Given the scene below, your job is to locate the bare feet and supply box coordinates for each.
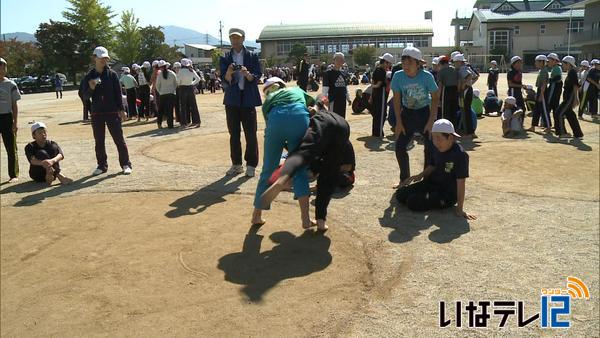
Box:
[251,208,266,226]
[57,174,73,185]
[260,175,290,209]
[526,127,535,132]
[45,172,55,185]
[316,219,328,232]
[302,219,317,230]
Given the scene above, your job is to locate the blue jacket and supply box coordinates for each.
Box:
[220,47,262,107]
[80,66,124,114]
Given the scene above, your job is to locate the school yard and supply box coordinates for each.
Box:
[1,73,598,337]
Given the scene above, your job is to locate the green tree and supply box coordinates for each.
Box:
[319,53,332,65]
[35,20,89,82]
[139,25,165,62]
[212,49,224,69]
[113,9,141,65]
[352,46,377,67]
[0,39,43,77]
[288,43,307,63]
[62,0,116,49]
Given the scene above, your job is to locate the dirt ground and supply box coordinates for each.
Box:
[1,73,598,337]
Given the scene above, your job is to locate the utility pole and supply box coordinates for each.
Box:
[219,21,224,48]
[206,31,209,45]
[567,8,573,54]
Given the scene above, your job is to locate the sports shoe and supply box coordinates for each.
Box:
[92,167,107,176]
[245,166,256,177]
[122,165,132,175]
[8,177,18,183]
[226,165,244,176]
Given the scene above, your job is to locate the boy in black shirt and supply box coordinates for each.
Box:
[396,119,476,220]
[323,52,352,118]
[371,53,394,136]
[556,56,583,139]
[25,122,72,185]
[507,56,526,114]
[487,60,500,96]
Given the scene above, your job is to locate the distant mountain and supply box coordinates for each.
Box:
[2,32,36,42]
[161,25,259,49]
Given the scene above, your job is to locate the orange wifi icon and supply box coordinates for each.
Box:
[566,276,590,300]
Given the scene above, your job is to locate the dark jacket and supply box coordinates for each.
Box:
[219,47,262,107]
[80,66,124,114]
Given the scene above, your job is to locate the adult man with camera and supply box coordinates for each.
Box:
[219,28,262,177]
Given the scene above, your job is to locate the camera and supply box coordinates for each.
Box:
[231,63,242,71]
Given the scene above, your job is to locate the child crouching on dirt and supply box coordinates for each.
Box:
[25,122,72,185]
[484,90,502,116]
[501,96,524,137]
[395,119,476,220]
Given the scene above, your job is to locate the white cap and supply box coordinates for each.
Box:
[527,84,533,90]
[450,51,460,59]
[121,67,130,73]
[580,60,590,67]
[452,53,466,62]
[432,57,439,65]
[0,57,6,65]
[132,63,140,70]
[228,28,245,37]
[473,89,480,98]
[510,56,522,64]
[93,46,109,58]
[535,54,548,62]
[547,53,560,61]
[487,90,495,96]
[505,96,516,105]
[562,55,576,67]
[263,76,285,92]
[333,52,345,60]
[379,53,394,64]
[181,58,192,67]
[142,61,151,68]
[592,59,600,65]
[490,60,497,65]
[173,62,182,68]
[158,60,170,68]
[402,47,423,61]
[431,119,460,137]
[31,121,47,133]
[152,60,159,67]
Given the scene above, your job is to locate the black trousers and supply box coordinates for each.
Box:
[29,149,61,182]
[547,81,563,119]
[81,98,91,120]
[0,114,18,179]
[91,113,131,169]
[329,98,347,118]
[179,85,201,125]
[126,88,137,117]
[441,86,459,127]
[461,87,474,134]
[138,85,150,118]
[371,92,387,137]
[581,85,598,116]
[531,92,552,128]
[556,94,583,138]
[158,94,176,128]
[396,180,456,211]
[395,106,432,181]
[225,105,259,167]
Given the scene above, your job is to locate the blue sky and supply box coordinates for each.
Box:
[1,0,476,46]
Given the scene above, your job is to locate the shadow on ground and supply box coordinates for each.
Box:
[165,175,250,218]
[379,194,471,244]
[217,225,332,302]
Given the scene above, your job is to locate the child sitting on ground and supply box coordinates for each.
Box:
[395,119,476,220]
[525,84,536,112]
[483,90,502,116]
[25,122,72,185]
[501,96,524,137]
[471,89,484,118]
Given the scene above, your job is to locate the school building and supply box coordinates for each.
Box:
[453,0,589,66]
[256,22,436,66]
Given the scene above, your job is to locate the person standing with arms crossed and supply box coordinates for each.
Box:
[220,28,262,177]
[80,46,132,175]
[0,57,21,183]
[391,47,439,188]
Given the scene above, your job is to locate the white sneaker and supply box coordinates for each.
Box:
[245,166,256,177]
[122,165,132,175]
[92,168,106,176]
[226,165,244,176]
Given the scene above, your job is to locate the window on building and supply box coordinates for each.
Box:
[540,24,546,34]
[514,26,519,35]
[547,1,562,10]
[489,30,510,53]
[567,21,584,33]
